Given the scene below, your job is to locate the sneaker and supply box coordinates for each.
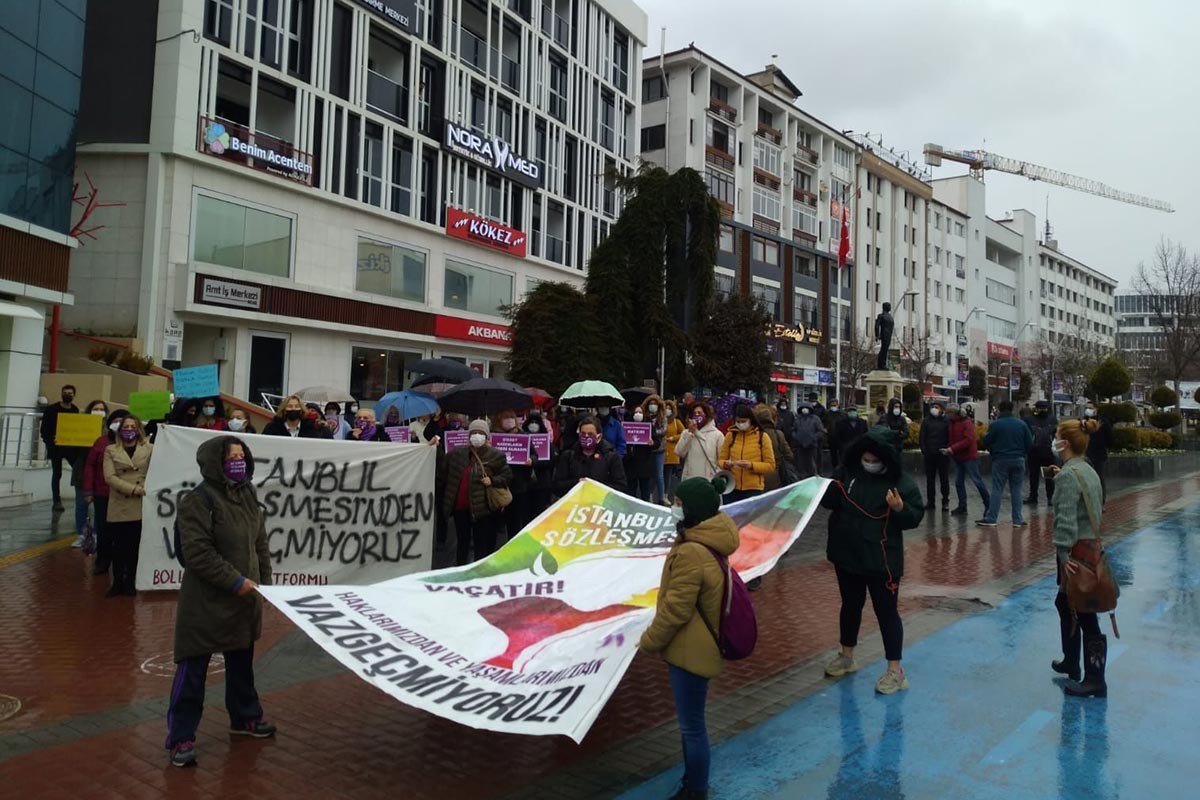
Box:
[1013,521,1028,528]
[231,720,277,738]
[875,669,909,695]
[950,507,968,516]
[1024,497,1038,506]
[976,519,998,528]
[824,652,859,678]
[71,536,84,548]
[52,501,65,512]
[170,741,197,768]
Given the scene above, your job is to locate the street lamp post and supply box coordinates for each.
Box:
[998,361,1014,403]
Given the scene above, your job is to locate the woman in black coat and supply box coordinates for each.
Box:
[555,417,626,493]
[262,395,324,438]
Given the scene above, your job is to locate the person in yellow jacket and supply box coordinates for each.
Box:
[639,473,739,800]
[718,403,776,501]
[662,399,686,501]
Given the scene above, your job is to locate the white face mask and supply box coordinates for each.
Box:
[670,505,685,522]
[597,407,610,417]
[91,409,107,417]
[108,421,120,433]
[800,408,810,415]
[1084,408,1096,418]
[470,433,487,448]
[527,422,541,433]
[502,418,516,431]
[862,459,885,474]
[931,408,942,417]
[892,407,902,417]
[1052,440,1067,455]
[666,409,673,418]
[736,421,751,431]
[647,404,658,414]
[633,412,644,422]
[228,418,246,432]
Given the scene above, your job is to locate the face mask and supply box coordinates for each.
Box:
[633,412,644,422]
[91,409,107,417]
[736,421,751,431]
[346,404,357,414]
[228,418,246,432]
[285,410,303,421]
[224,458,247,482]
[118,428,139,443]
[830,406,839,413]
[579,433,598,450]
[62,394,74,404]
[670,505,685,522]
[470,433,487,448]
[449,419,463,430]
[385,414,400,425]
[931,409,941,417]
[848,411,858,419]
[861,459,884,474]
[691,416,705,427]
[1084,408,1096,418]
[1052,440,1067,455]
[356,418,373,430]
[778,403,788,411]
[647,404,658,414]
[502,418,517,431]
[203,406,216,417]
[800,408,810,415]
[527,422,541,433]
[892,407,902,417]
[666,409,673,418]
[597,407,610,417]
[109,421,120,433]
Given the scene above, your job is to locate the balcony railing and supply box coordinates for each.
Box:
[795,144,819,167]
[756,123,783,145]
[461,28,487,73]
[545,234,565,264]
[705,147,734,171]
[366,69,407,123]
[793,188,817,207]
[708,98,737,123]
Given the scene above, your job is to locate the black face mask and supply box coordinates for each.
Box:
[62,394,74,404]
[284,410,304,421]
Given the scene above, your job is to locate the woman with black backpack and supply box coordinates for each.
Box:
[639,474,739,800]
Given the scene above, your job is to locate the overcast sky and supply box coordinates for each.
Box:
[638,0,1197,288]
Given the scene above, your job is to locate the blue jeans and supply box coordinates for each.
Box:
[653,451,666,503]
[668,664,710,791]
[983,458,1025,524]
[954,459,991,509]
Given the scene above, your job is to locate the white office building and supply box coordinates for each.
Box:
[67,0,646,404]
[925,196,971,395]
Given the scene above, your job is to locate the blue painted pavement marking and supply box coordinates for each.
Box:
[618,503,1200,800]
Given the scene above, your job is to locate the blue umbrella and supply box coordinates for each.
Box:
[373,390,438,422]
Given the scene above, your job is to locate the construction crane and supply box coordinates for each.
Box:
[923,143,1174,213]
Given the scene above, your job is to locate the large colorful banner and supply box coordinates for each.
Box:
[136,426,437,591]
[260,477,829,742]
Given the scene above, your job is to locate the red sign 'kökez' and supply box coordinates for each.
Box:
[445,207,528,258]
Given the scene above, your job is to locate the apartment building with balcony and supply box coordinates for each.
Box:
[640,47,855,402]
[66,0,645,404]
[924,196,971,396]
[1115,291,1185,387]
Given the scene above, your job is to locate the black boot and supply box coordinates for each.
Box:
[668,786,708,800]
[1052,592,1081,681]
[1065,634,1107,698]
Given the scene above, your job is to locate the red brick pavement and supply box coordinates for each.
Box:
[2,474,1197,798]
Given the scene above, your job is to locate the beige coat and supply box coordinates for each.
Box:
[103,441,153,523]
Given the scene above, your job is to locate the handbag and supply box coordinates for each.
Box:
[1063,468,1120,635]
[81,517,96,556]
[472,449,513,512]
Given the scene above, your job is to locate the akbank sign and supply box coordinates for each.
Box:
[444,122,542,189]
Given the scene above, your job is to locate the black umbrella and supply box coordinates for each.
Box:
[408,358,479,384]
[621,386,655,408]
[438,378,533,418]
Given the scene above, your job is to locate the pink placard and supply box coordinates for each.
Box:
[622,422,652,446]
[490,433,533,465]
[443,430,471,452]
[529,433,552,461]
[383,426,411,443]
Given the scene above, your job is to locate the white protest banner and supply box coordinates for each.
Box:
[137,426,437,591]
[260,477,828,742]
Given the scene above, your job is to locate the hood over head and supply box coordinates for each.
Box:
[754,408,777,429]
[843,429,902,480]
[680,512,739,557]
[197,435,257,484]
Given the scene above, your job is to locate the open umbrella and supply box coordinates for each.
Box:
[621,386,655,408]
[295,385,356,405]
[373,390,439,422]
[439,378,533,418]
[407,358,479,384]
[522,387,555,410]
[560,380,624,409]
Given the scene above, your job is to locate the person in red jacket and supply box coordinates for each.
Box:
[84,409,130,576]
[942,403,990,516]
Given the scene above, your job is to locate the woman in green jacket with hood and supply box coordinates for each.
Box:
[165,435,274,768]
[822,429,924,694]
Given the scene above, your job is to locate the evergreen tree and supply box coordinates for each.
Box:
[691,293,772,394]
[506,283,608,396]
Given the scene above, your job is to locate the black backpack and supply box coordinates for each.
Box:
[1031,419,1055,457]
[173,484,213,568]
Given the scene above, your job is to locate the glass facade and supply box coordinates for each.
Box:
[355,237,426,303]
[350,345,422,402]
[0,0,86,233]
[192,194,293,277]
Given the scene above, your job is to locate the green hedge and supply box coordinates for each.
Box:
[1111,427,1175,451]
[1149,411,1182,430]
[1098,402,1137,425]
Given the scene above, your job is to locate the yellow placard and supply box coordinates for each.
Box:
[56,413,103,447]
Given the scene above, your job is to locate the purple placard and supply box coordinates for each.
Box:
[529,433,552,461]
[490,433,533,465]
[384,426,411,443]
[623,422,652,446]
[443,429,471,452]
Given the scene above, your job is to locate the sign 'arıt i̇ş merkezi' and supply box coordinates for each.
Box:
[443,122,541,189]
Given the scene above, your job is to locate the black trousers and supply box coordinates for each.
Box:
[107,519,142,590]
[835,565,904,661]
[1055,563,1100,664]
[165,646,263,748]
[93,497,110,570]
[1028,455,1056,501]
[923,453,950,505]
[48,445,67,502]
[453,510,500,566]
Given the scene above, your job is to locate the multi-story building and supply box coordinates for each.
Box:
[640,46,855,403]
[0,0,86,414]
[1115,291,1178,386]
[925,196,971,396]
[68,0,646,404]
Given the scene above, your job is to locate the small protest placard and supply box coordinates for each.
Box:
[490,433,532,465]
[128,391,171,421]
[56,413,102,447]
[529,433,552,461]
[443,430,471,452]
[384,426,411,443]
[622,422,652,446]
[173,364,220,398]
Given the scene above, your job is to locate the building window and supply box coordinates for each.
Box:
[350,346,422,401]
[718,224,735,253]
[706,117,734,155]
[204,0,234,46]
[643,75,665,101]
[444,259,513,316]
[752,138,781,175]
[795,255,818,280]
[751,236,778,265]
[833,147,852,170]
[752,279,781,319]
[612,32,629,92]
[356,237,425,303]
[792,205,817,236]
[548,57,568,121]
[640,124,666,152]
[752,185,781,221]
[706,168,734,205]
[710,81,729,103]
[986,278,1017,306]
[794,291,818,328]
[597,91,615,150]
[192,194,292,278]
[987,316,1017,339]
[715,269,735,298]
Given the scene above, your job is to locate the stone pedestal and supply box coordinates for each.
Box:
[865,370,905,411]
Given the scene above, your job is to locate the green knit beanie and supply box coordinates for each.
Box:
[674,473,731,526]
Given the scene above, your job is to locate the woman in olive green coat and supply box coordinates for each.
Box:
[165,435,274,768]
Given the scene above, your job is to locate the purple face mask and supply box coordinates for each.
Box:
[579,433,599,450]
[691,416,705,427]
[118,428,139,443]
[224,458,248,482]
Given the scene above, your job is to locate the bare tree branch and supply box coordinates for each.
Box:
[1133,238,1200,397]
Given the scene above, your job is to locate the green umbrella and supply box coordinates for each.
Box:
[560,380,624,409]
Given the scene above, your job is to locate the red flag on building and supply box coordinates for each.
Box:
[837,205,850,268]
